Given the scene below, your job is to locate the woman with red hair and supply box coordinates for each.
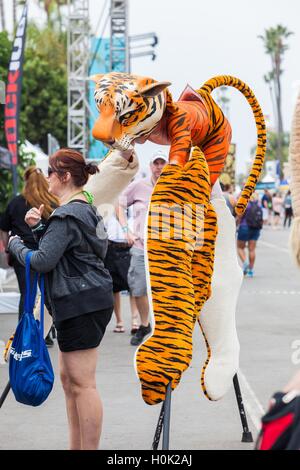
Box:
[8,148,114,450]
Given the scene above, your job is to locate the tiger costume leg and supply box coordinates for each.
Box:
[135,147,215,405]
[198,194,243,400]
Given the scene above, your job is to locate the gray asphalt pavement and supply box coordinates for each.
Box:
[0,225,300,450]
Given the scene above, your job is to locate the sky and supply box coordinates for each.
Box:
[3,0,300,174]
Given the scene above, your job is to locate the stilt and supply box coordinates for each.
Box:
[152,401,165,450]
[162,382,172,450]
[0,382,11,409]
[151,382,172,450]
[233,373,253,442]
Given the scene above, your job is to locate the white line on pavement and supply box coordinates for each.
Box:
[259,240,289,253]
[238,369,266,432]
[243,290,300,295]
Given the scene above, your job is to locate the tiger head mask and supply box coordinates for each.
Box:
[90,72,171,151]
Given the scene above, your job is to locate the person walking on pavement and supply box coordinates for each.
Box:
[283,190,293,228]
[0,166,58,346]
[221,182,236,215]
[117,151,168,346]
[8,149,114,450]
[237,193,263,277]
[272,191,283,229]
[104,208,139,333]
[261,189,273,226]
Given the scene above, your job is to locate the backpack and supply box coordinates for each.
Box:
[245,202,263,229]
[9,251,54,406]
[256,391,300,450]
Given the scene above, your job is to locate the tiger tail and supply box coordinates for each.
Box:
[198,75,267,216]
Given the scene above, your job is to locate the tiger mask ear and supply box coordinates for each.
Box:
[88,74,105,83]
[139,81,171,97]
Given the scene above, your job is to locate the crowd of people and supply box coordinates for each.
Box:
[221,184,294,278]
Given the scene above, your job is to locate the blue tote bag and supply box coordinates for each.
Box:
[9,251,54,406]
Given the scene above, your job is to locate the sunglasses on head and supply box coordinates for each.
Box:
[48,167,64,177]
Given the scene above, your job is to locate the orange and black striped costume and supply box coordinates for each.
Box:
[91,73,266,405]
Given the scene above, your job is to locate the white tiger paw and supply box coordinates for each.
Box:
[200,323,240,400]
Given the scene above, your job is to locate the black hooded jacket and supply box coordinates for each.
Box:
[9,200,113,322]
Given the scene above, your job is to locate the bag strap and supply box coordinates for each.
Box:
[25,252,38,315]
[39,274,45,357]
[25,252,45,356]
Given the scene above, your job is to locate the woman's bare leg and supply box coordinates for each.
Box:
[129,294,139,327]
[113,291,122,324]
[237,240,247,264]
[59,351,81,450]
[59,347,103,450]
[248,239,257,269]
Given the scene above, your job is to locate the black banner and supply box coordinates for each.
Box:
[4,3,28,193]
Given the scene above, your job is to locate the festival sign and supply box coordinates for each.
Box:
[4,4,28,193]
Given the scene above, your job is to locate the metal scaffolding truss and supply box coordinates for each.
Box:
[110,0,129,72]
[67,0,90,157]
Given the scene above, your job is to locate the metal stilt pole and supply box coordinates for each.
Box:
[151,401,165,450]
[162,382,172,450]
[0,382,11,409]
[233,373,253,442]
[151,381,172,450]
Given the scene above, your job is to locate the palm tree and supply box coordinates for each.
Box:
[12,0,17,29]
[216,86,230,119]
[0,0,6,31]
[259,25,293,176]
[36,0,67,28]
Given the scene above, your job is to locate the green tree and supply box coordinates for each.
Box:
[35,0,68,31]
[250,130,290,179]
[20,22,67,152]
[0,23,67,210]
[265,130,290,162]
[216,86,230,119]
[259,25,293,175]
[0,24,67,152]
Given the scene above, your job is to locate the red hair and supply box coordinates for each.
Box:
[22,166,59,219]
[49,148,99,187]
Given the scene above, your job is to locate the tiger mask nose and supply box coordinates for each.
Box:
[92,104,122,142]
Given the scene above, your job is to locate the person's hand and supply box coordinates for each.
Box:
[25,204,44,227]
[126,230,139,246]
[8,235,21,246]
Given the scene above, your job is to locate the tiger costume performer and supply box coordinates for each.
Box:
[90,72,266,405]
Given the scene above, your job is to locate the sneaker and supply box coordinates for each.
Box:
[247,269,254,278]
[243,261,249,275]
[45,333,54,348]
[130,323,152,346]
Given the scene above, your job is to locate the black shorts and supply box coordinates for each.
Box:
[104,242,131,293]
[55,307,113,352]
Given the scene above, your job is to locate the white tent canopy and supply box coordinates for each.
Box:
[20,140,49,175]
[262,173,275,183]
